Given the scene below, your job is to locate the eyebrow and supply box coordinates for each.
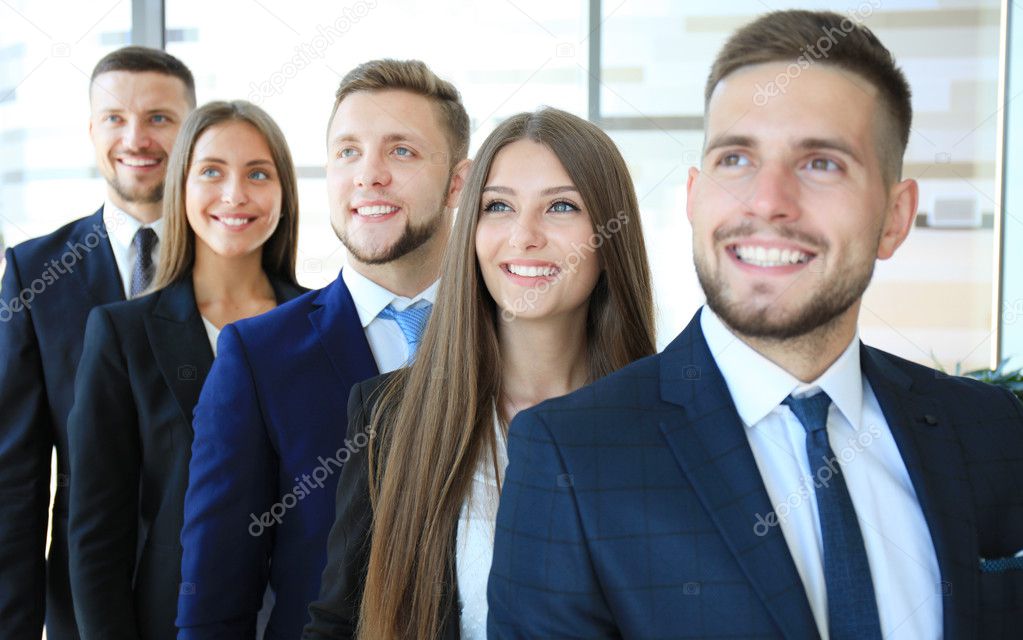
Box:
[482,185,578,196]
[194,157,274,167]
[704,134,861,163]
[330,132,422,147]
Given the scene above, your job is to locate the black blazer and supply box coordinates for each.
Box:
[0,208,123,640]
[304,373,461,640]
[66,275,305,640]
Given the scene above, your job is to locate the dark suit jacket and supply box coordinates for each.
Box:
[489,310,1023,639]
[0,208,122,640]
[178,273,380,640]
[66,275,304,640]
[303,373,461,640]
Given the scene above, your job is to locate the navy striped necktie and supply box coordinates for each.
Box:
[129,227,158,298]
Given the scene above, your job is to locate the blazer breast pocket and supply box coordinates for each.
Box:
[978,558,1022,637]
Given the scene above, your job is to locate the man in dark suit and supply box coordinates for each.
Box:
[176,59,471,640]
[0,47,194,640]
[490,10,1023,639]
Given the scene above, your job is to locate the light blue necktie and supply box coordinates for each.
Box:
[783,391,882,640]
[378,302,432,358]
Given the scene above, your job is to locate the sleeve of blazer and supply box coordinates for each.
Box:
[67,305,142,638]
[0,248,53,638]
[487,409,615,639]
[178,324,277,639]
[303,381,373,640]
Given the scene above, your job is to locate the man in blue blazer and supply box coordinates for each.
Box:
[177,59,471,639]
[0,48,194,640]
[490,10,1023,640]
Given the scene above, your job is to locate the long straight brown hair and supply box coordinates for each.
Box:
[357,107,656,639]
[151,100,299,291]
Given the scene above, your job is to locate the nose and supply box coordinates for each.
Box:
[354,151,392,189]
[746,161,800,223]
[221,174,249,206]
[508,214,547,251]
[121,118,151,151]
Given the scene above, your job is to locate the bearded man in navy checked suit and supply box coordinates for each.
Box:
[0,48,194,640]
[490,10,1023,639]
[176,59,470,639]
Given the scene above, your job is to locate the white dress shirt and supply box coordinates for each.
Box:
[102,200,164,298]
[341,264,438,374]
[700,306,942,640]
[201,316,221,356]
[456,408,508,640]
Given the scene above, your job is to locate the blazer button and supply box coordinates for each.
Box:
[921,414,938,426]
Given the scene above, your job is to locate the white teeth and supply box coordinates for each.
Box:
[120,157,159,167]
[356,205,398,216]
[217,217,252,227]
[734,245,810,267]
[507,264,558,278]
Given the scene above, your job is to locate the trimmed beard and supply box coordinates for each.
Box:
[109,175,164,205]
[694,247,874,341]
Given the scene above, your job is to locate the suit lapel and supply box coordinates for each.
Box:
[78,207,125,307]
[308,273,379,394]
[861,346,976,638]
[657,315,820,640]
[145,279,214,426]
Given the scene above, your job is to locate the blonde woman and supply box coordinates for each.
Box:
[305,107,656,639]
[67,100,305,640]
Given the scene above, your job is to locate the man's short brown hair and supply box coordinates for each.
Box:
[90,46,196,107]
[705,10,912,183]
[327,59,470,167]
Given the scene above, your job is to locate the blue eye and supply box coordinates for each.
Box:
[104,114,123,124]
[249,169,270,180]
[549,200,579,214]
[394,146,413,157]
[151,114,169,124]
[338,147,358,159]
[483,200,512,213]
[199,167,221,178]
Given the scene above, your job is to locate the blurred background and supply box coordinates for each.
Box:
[2,0,1021,372]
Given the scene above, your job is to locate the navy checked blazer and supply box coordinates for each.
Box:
[489,310,1023,639]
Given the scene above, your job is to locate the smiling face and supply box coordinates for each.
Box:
[475,139,601,322]
[184,120,282,261]
[89,71,192,210]
[687,62,917,340]
[326,89,461,266]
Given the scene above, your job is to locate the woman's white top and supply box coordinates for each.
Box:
[201,316,221,356]
[456,409,509,640]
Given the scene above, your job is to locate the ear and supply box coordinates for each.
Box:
[445,158,471,209]
[685,166,700,224]
[877,177,918,260]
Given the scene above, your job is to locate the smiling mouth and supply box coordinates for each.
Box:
[211,215,256,228]
[502,263,561,278]
[728,244,814,268]
[117,156,162,168]
[353,204,400,217]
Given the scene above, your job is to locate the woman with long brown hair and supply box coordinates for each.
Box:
[305,106,655,640]
[67,100,305,639]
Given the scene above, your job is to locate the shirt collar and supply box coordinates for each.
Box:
[341,263,439,329]
[102,200,165,250]
[699,305,864,430]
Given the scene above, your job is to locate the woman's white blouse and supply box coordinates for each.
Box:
[455,410,509,640]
